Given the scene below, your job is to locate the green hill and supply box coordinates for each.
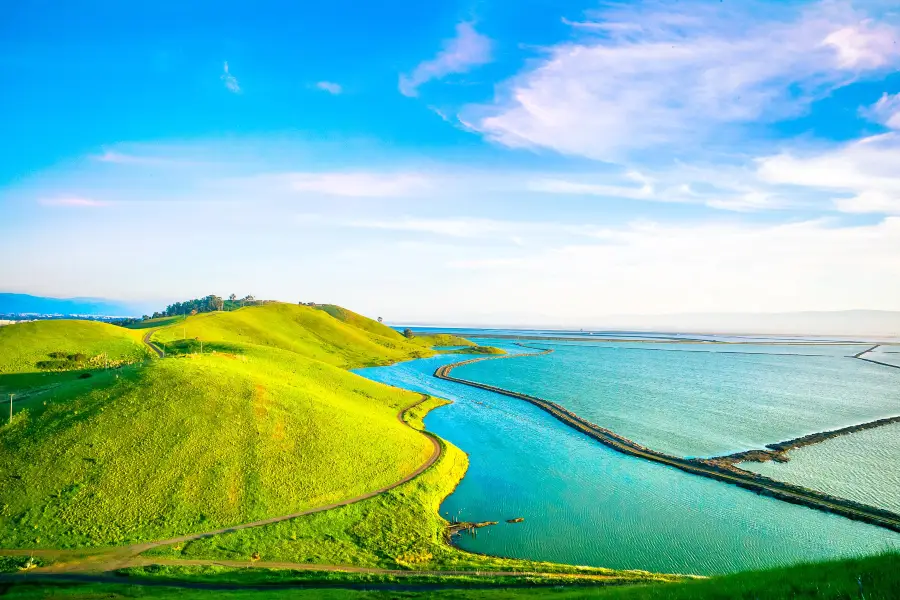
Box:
[0,320,149,374]
[312,304,406,341]
[150,303,431,368]
[411,333,477,348]
[0,303,446,548]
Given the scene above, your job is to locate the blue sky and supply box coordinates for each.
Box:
[3,0,900,325]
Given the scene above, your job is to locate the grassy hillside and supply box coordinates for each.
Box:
[313,305,406,341]
[0,320,149,374]
[411,334,477,348]
[0,345,435,548]
[0,303,453,549]
[150,304,432,369]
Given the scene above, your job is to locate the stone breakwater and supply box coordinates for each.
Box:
[433,345,900,534]
[711,415,900,465]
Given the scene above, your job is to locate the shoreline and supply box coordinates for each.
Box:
[434,346,900,535]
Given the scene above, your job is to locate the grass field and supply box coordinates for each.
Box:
[3,552,897,599]
[0,304,452,549]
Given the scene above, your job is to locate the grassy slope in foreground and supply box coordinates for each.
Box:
[5,552,899,599]
[0,304,439,548]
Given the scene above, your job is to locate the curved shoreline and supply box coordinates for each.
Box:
[434,346,900,534]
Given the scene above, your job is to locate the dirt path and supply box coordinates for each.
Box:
[2,394,443,576]
[141,331,165,358]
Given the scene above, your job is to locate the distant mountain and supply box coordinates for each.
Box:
[0,293,146,317]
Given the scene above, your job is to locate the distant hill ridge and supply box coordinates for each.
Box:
[0,293,145,317]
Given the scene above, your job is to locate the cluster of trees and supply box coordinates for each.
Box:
[140,294,267,320]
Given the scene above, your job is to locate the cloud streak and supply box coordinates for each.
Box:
[399,22,492,97]
[39,196,110,208]
[287,172,431,197]
[221,61,241,93]
[315,81,342,95]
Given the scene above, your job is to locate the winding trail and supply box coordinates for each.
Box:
[434,344,900,534]
[2,394,442,576]
[141,331,165,359]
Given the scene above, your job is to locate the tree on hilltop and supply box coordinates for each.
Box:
[403,328,414,338]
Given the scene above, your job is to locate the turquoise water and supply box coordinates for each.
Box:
[452,342,900,457]
[355,342,900,575]
[746,423,900,514]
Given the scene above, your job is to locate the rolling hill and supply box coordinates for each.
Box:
[0,303,442,548]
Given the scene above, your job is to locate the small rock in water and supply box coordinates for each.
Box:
[506,517,525,523]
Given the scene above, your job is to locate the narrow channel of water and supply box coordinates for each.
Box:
[355,341,900,575]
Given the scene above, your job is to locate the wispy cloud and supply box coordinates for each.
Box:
[287,172,431,197]
[468,1,900,160]
[39,196,110,208]
[399,22,492,97]
[315,81,342,95]
[221,61,241,93]
[348,216,522,238]
[862,92,900,129]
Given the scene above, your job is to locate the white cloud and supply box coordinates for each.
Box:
[39,196,109,208]
[822,19,899,69]
[862,92,900,129]
[468,1,900,160]
[315,81,342,95]
[758,132,900,214]
[399,22,492,97]
[287,172,431,197]
[221,61,241,93]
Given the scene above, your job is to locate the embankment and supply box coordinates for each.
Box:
[433,346,900,534]
[713,415,900,465]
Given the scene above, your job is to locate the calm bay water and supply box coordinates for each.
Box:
[354,338,900,575]
[452,341,899,457]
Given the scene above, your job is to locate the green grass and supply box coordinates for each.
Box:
[0,320,150,374]
[3,553,898,599]
[150,304,433,369]
[0,304,449,549]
